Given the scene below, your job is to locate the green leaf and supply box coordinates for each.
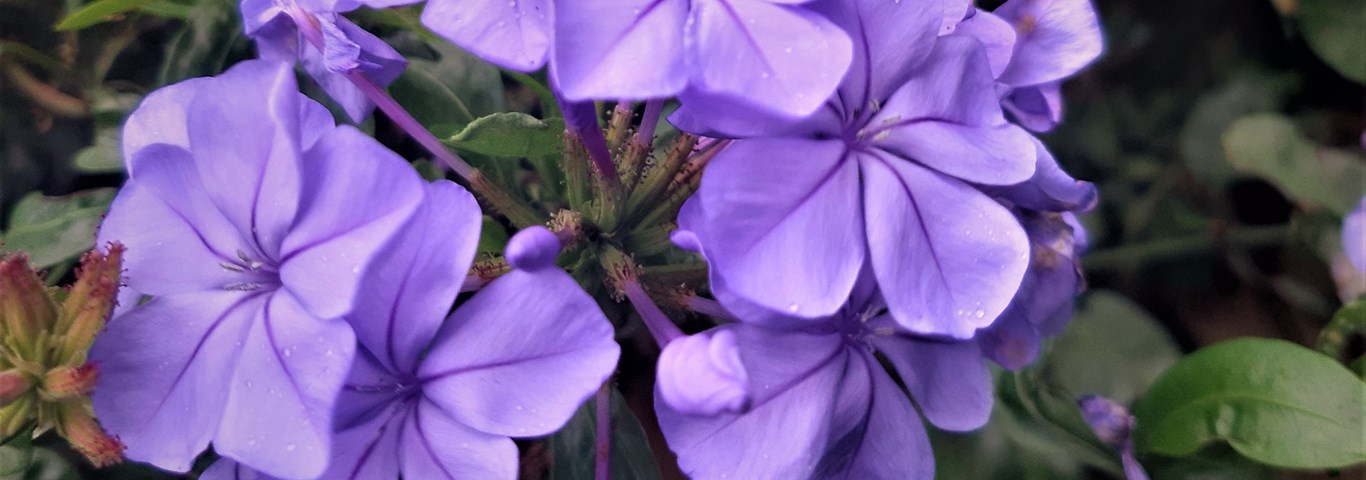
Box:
[387,41,505,137]
[55,0,159,31]
[1297,0,1366,84]
[72,126,124,173]
[1178,67,1298,188]
[0,428,33,477]
[1045,290,1181,405]
[2,189,116,269]
[444,113,564,159]
[1133,338,1366,469]
[1222,114,1365,215]
[156,0,246,86]
[547,389,662,480]
[477,216,509,254]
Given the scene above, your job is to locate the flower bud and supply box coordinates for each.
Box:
[1076,394,1135,450]
[0,395,34,439]
[657,329,751,416]
[55,244,124,363]
[56,402,123,467]
[0,369,31,407]
[0,255,58,350]
[505,226,562,272]
[40,364,97,401]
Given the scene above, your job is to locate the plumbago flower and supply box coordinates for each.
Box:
[240,0,407,122]
[673,0,1038,339]
[90,60,427,479]
[200,189,620,479]
[946,0,1103,132]
[652,269,992,478]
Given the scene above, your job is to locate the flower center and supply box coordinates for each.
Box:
[219,249,280,292]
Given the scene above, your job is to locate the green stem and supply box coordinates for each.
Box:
[1082,224,1290,271]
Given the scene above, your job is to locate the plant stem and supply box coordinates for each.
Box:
[1082,224,1290,271]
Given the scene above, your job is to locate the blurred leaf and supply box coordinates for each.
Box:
[54,0,158,31]
[1296,0,1366,84]
[1318,298,1366,365]
[0,428,33,478]
[478,216,509,253]
[444,113,564,159]
[1142,444,1275,480]
[1045,290,1182,405]
[932,402,1087,480]
[1179,68,1298,188]
[2,189,116,269]
[388,40,505,137]
[547,388,661,480]
[156,0,244,86]
[1133,338,1366,469]
[72,126,123,173]
[1222,114,1365,215]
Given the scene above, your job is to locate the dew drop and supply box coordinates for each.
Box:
[286,444,297,452]
[787,303,799,313]
[973,309,985,319]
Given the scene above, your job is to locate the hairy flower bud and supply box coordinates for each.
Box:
[0,369,31,407]
[54,244,124,363]
[40,364,97,401]
[0,255,58,352]
[56,402,123,467]
[656,329,751,416]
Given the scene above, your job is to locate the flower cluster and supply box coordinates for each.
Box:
[82,0,1105,478]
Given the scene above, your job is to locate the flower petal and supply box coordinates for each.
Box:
[552,0,688,100]
[214,292,356,479]
[874,35,1036,186]
[279,125,424,320]
[121,78,209,160]
[417,269,619,438]
[687,0,851,117]
[421,0,551,71]
[97,179,240,295]
[808,0,942,108]
[346,181,480,374]
[982,136,1097,212]
[859,153,1030,338]
[656,324,851,478]
[951,9,1017,78]
[656,328,751,416]
[201,458,268,480]
[186,60,313,260]
[686,138,864,319]
[993,0,1103,87]
[400,400,517,479]
[320,402,406,480]
[90,291,262,473]
[872,332,992,431]
[299,16,408,123]
[1344,197,1366,272]
[1002,83,1064,132]
[812,350,934,479]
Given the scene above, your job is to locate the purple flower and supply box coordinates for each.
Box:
[1344,196,1366,272]
[1078,395,1150,480]
[948,0,1103,132]
[673,0,1037,339]
[201,196,621,479]
[977,210,1088,369]
[551,0,854,118]
[241,0,407,122]
[91,60,426,478]
[654,273,991,479]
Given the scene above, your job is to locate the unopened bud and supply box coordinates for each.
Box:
[0,369,31,406]
[40,364,97,400]
[56,402,123,467]
[0,394,35,439]
[0,255,59,349]
[55,244,124,363]
[505,226,562,272]
[657,329,751,416]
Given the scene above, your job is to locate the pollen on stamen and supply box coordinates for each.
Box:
[224,282,262,292]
